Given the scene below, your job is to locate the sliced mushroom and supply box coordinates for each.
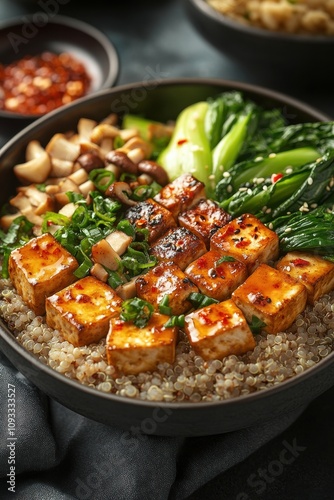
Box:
[25,140,47,161]
[77,118,98,140]
[105,150,138,175]
[121,136,153,158]
[115,278,137,300]
[46,133,81,162]
[68,168,89,186]
[76,151,104,173]
[50,157,74,178]
[127,147,146,164]
[79,179,95,197]
[58,202,77,218]
[137,159,169,186]
[91,238,121,271]
[90,262,109,283]
[105,181,137,206]
[90,123,120,144]
[14,150,52,185]
[105,230,133,255]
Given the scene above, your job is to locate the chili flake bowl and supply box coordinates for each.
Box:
[0,15,119,122]
[0,78,333,436]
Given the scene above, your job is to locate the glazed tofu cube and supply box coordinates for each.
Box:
[8,233,78,316]
[45,276,122,346]
[150,227,206,270]
[136,261,199,315]
[232,263,308,334]
[184,299,256,360]
[210,213,279,274]
[276,251,334,304]
[154,173,206,219]
[106,312,178,375]
[125,198,176,244]
[185,250,248,302]
[178,198,231,248]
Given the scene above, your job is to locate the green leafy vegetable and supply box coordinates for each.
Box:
[120,297,154,328]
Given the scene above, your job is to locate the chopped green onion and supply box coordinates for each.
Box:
[108,271,125,289]
[188,292,219,308]
[131,185,152,201]
[159,295,172,315]
[116,220,136,237]
[120,297,154,328]
[89,169,115,192]
[248,315,266,334]
[215,255,236,265]
[164,315,185,328]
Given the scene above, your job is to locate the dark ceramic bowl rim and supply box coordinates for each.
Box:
[0,77,333,427]
[0,14,120,121]
[189,0,334,43]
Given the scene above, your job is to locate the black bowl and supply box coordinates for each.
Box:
[0,78,333,436]
[0,15,119,122]
[184,0,334,84]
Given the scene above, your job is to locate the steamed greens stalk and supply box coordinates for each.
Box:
[157,101,213,193]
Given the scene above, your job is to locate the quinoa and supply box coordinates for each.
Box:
[207,0,334,35]
[1,277,333,403]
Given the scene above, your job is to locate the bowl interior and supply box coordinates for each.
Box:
[0,78,333,436]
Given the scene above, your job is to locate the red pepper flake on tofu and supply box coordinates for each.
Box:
[178,198,231,249]
[184,299,256,361]
[135,261,199,315]
[185,250,248,302]
[150,226,206,270]
[276,251,334,305]
[210,213,279,274]
[106,312,178,375]
[232,263,308,334]
[125,198,176,244]
[8,233,79,316]
[154,173,206,219]
[45,276,122,347]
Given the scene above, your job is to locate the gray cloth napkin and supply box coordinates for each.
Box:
[0,351,307,500]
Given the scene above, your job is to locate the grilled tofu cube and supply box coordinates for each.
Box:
[184,299,256,360]
[136,261,199,315]
[210,213,279,274]
[45,276,122,346]
[276,251,334,305]
[106,312,178,375]
[185,250,248,301]
[8,233,78,316]
[125,198,176,244]
[154,173,206,219]
[178,198,231,248]
[232,263,308,334]
[150,227,206,270]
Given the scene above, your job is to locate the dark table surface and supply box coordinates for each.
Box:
[0,1,334,499]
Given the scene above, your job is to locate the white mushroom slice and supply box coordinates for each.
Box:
[46,133,81,162]
[90,124,120,144]
[115,278,137,300]
[10,192,33,212]
[68,168,89,185]
[91,239,121,271]
[79,180,95,197]
[121,136,152,157]
[24,187,54,215]
[50,158,74,178]
[77,118,98,140]
[25,140,47,161]
[58,178,81,193]
[58,202,77,218]
[105,230,133,256]
[100,113,118,126]
[127,147,146,164]
[79,140,101,156]
[100,137,113,155]
[119,129,139,142]
[54,192,72,208]
[90,263,109,283]
[14,151,52,184]
[0,214,22,230]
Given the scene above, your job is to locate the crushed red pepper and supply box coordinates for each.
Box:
[0,51,91,116]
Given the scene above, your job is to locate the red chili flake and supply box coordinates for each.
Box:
[250,292,271,307]
[271,173,283,183]
[177,139,188,146]
[235,238,250,248]
[291,258,310,267]
[0,51,91,116]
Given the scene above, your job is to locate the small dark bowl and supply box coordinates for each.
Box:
[0,15,119,124]
[0,78,333,436]
[184,0,334,84]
